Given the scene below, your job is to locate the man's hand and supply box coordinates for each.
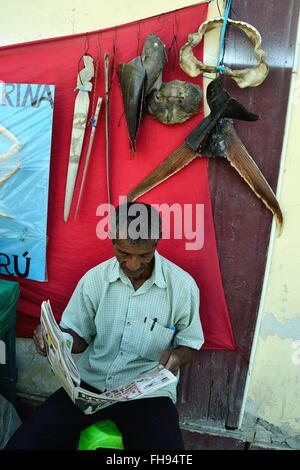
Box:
[159,346,198,375]
[33,324,47,357]
[33,323,88,356]
[159,350,181,375]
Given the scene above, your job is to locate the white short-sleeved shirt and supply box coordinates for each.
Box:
[60,250,204,403]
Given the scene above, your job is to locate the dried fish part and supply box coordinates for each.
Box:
[147,80,202,124]
[128,80,282,233]
[186,77,258,152]
[119,35,167,150]
[202,119,283,235]
[119,57,146,152]
[180,17,269,88]
[141,34,167,96]
[128,77,258,201]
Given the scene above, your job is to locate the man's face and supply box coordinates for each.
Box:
[113,238,157,279]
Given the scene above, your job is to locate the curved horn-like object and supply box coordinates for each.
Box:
[203,119,283,235]
[141,34,167,97]
[127,78,259,201]
[118,57,146,152]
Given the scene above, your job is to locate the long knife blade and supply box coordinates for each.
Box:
[64,55,94,222]
[74,97,103,218]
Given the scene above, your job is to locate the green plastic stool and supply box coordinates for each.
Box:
[78,419,124,450]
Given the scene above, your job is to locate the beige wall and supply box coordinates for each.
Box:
[0,0,205,46]
[1,0,299,438]
[243,17,300,436]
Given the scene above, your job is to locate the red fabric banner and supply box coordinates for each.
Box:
[0,3,236,349]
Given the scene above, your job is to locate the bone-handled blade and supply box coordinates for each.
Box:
[64,108,88,222]
[64,55,94,222]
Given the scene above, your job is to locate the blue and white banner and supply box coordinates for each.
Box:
[0,83,55,281]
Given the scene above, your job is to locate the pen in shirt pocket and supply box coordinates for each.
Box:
[170,325,176,345]
[150,318,157,331]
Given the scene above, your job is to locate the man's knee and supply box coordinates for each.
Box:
[116,397,184,450]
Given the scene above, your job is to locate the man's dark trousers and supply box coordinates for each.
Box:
[6,388,184,450]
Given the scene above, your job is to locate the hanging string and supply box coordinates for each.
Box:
[110,26,118,88]
[168,10,179,70]
[117,110,125,128]
[84,33,90,55]
[136,20,142,55]
[77,55,85,87]
[216,0,232,73]
[88,47,101,126]
[77,32,94,88]
[96,30,103,61]
[217,0,222,16]
[153,14,166,35]
[168,35,179,71]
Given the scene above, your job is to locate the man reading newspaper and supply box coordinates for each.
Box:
[6,203,204,450]
[40,299,178,414]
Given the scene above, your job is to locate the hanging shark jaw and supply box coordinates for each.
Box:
[180,17,269,89]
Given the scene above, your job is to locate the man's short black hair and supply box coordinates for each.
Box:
[111,202,162,245]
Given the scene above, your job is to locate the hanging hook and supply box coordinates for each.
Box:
[110,26,118,86]
[84,33,90,54]
[96,31,102,60]
[152,13,167,35]
[136,20,142,56]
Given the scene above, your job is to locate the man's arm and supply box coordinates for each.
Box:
[159,346,198,375]
[60,327,88,353]
[33,324,88,356]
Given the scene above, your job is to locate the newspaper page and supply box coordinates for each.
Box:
[40,300,176,414]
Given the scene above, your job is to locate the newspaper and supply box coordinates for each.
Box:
[40,300,176,414]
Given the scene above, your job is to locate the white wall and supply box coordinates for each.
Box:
[0,0,204,46]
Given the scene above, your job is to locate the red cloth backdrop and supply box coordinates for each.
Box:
[0,3,236,350]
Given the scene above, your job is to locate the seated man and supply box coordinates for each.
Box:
[6,202,204,450]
